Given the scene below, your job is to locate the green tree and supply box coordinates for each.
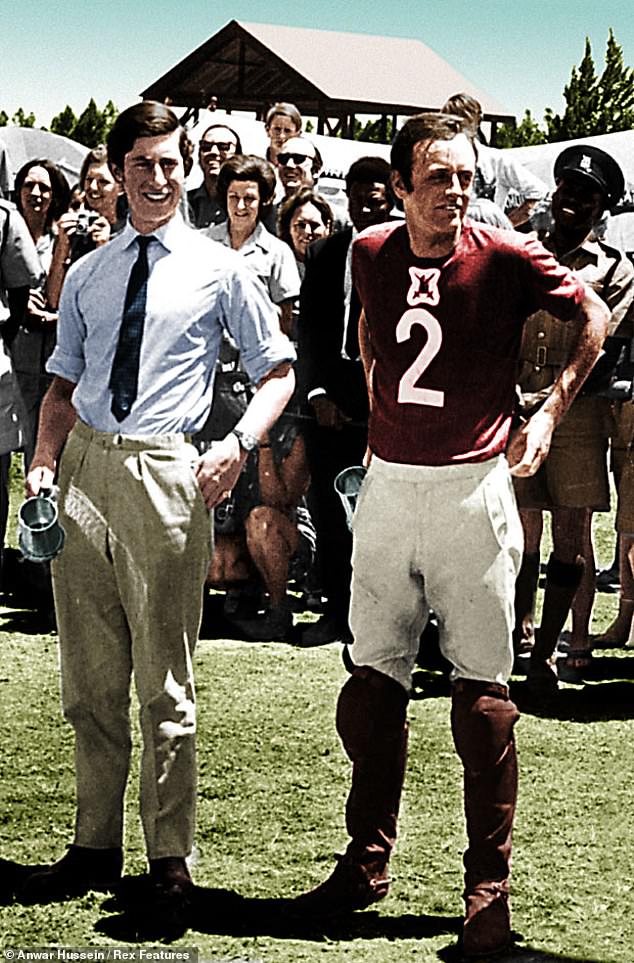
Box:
[545,30,634,141]
[0,110,8,127]
[499,30,634,147]
[495,110,547,148]
[11,107,36,128]
[50,105,78,139]
[49,99,118,146]
[353,117,394,143]
[595,28,634,132]
[73,98,105,147]
[100,100,118,140]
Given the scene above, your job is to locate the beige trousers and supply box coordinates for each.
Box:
[349,455,523,692]
[52,420,212,859]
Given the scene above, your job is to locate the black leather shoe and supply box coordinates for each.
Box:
[18,845,123,904]
[299,615,353,648]
[0,858,49,904]
[149,856,193,906]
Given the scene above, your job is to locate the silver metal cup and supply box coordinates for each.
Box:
[18,491,65,563]
[334,465,367,531]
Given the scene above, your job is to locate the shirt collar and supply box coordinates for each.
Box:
[120,210,189,254]
[542,229,601,264]
[220,220,274,254]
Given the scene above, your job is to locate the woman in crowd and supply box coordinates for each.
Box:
[47,145,121,308]
[12,158,70,464]
[278,188,334,281]
[206,153,300,335]
[205,155,313,640]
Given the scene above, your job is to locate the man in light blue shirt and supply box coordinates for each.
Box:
[18,101,295,925]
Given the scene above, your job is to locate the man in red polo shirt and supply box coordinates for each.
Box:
[292,113,609,959]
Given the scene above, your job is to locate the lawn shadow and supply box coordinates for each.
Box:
[95,876,460,944]
[437,942,610,962]
[0,548,55,635]
[411,662,634,722]
[95,880,611,962]
[198,590,307,645]
[512,678,634,721]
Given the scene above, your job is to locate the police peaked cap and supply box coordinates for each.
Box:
[554,144,625,207]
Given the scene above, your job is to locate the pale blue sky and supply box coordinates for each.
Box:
[3,0,634,127]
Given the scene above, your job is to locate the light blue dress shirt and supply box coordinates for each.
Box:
[47,213,296,434]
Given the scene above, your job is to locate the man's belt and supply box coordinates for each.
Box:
[520,345,569,368]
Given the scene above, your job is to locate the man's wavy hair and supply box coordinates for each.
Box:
[391,112,473,193]
[107,101,194,176]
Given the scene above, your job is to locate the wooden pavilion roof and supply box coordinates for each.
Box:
[141,20,514,126]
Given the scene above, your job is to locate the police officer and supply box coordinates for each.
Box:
[514,144,634,694]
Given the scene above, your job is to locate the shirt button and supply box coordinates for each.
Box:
[537,331,545,339]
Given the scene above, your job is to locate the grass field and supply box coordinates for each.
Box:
[1,460,633,963]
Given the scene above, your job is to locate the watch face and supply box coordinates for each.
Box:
[234,429,258,451]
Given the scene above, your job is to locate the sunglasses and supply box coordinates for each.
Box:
[277,152,311,166]
[199,142,235,154]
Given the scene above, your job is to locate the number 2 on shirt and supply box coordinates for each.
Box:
[396,308,444,407]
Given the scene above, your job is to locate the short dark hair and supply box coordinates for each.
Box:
[199,123,243,154]
[391,112,473,192]
[216,154,277,216]
[107,100,193,176]
[265,102,302,132]
[345,156,393,193]
[441,93,482,136]
[14,158,71,230]
[277,187,334,249]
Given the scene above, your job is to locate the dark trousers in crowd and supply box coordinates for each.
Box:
[303,421,367,630]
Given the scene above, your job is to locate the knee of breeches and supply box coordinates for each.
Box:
[451,679,519,773]
[336,666,408,761]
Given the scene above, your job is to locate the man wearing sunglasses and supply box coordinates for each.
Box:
[187,123,242,228]
[263,136,324,235]
[277,137,323,197]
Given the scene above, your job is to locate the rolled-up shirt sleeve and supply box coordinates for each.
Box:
[219,262,296,385]
[46,264,86,384]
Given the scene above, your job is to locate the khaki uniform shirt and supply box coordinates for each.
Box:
[517,235,634,411]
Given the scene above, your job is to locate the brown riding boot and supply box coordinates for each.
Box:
[451,679,519,959]
[527,555,584,696]
[293,665,408,917]
[512,552,540,657]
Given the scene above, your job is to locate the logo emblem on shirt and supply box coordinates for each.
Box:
[406,267,441,307]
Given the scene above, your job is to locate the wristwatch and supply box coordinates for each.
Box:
[231,427,259,452]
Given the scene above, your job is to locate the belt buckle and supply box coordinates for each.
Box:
[536,345,547,367]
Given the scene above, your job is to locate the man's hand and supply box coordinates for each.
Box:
[507,409,556,477]
[26,465,55,498]
[311,395,351,429]
[193,434,246,509]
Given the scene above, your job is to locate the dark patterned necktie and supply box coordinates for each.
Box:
[109,235,153,422]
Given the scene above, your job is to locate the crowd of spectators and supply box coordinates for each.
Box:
[1,94,634,687]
